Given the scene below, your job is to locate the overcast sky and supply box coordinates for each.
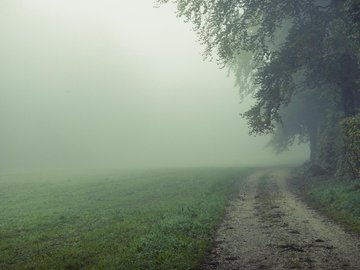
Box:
[0,0,308,170]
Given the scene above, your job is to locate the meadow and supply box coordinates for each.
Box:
[0,167,249,270]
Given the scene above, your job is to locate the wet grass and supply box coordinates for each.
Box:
[0,167,249,270]
[290,175,360,233]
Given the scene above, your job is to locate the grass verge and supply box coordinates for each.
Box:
[0,167,250,270]
[289,174,360,233]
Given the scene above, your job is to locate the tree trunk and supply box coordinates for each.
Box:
[339,53,359,117]
[309,129,317,162]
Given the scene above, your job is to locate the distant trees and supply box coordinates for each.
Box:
[268,90,327,162]
[158,0,360,176]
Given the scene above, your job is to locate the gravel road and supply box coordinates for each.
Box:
[202,169,360,269]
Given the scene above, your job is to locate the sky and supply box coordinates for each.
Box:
[0,0,308,170]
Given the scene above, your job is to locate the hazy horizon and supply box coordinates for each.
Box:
[0,0,309,171]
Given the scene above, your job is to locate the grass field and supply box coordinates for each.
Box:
[0,167,249,270]
[290,175,360,233]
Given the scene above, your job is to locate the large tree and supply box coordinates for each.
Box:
[159,0,360,174]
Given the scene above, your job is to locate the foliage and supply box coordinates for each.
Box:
[0,168,249,269]
[341,113,360,178]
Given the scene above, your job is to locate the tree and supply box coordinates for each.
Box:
[159,0,360,175]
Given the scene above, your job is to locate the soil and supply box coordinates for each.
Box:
[201,169,360,269]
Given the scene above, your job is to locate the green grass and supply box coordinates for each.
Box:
[290,175,360,232]
[0,167,249,270]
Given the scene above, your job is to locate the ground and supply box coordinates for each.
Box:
[202,169,360,270]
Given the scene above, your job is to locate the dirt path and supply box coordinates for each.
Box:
[202,169,360,270]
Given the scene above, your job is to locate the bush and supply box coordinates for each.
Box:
[341,113,360,178]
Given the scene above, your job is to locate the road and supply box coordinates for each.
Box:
[202,169,360,269]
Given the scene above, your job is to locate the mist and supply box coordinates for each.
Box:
[0,0,308,171]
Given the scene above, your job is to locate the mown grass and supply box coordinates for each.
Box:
[290,175,360,233]
[0,167,249,270]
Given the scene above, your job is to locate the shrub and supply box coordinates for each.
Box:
[341,113,360,178]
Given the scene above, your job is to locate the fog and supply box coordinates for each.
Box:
[0,0,308,171]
